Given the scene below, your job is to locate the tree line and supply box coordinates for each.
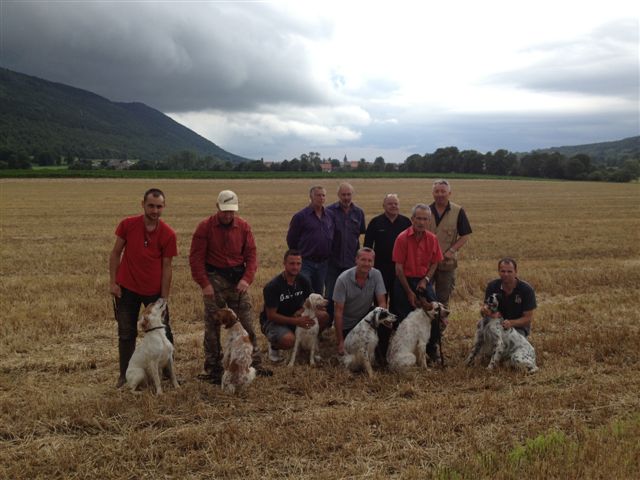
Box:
[1,146,638,182]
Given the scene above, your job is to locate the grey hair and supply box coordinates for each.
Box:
[432,179,451,192]
[411,203,431,217]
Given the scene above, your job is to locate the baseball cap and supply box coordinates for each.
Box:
[217,190,239,211]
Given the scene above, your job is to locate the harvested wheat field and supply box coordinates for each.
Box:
[1,178,639,479]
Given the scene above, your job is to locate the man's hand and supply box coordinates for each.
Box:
[202,284,215,300]
[297,315,315,329]
[480,304,491,317]
[444,250,456,260]
[110,283,122,298]
[236,279,250,294]
[417,277,427,291]
[407,290,417,308]
[501,319,513,330]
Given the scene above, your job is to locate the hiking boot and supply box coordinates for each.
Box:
[254,364,273,376]
[115,375,126,389]
[197,371,223,385]
[268,345,284,363]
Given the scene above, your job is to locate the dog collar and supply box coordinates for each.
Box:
[145,326,166,333]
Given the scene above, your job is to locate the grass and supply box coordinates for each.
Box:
[1,178,639,479]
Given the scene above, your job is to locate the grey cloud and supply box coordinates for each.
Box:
[487,19,639,100]
[2,2,332,112]
[349,110,639,157]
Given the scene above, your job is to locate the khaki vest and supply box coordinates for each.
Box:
[429,202,461,271]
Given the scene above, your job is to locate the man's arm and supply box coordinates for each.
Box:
[189,221,214,299]
[161,257,173,299]
[334,301,346,354]
[238,225,257,293]
[502,310,534,330]
[445,233,470,259]
[363,218,375,248]
[375,293,387,309]
[286,213,301,249]
[109,236,126,298]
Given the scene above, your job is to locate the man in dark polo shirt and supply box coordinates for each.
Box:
[260,249,330,363]
[364,193,412,307]
[482,257,537,337]
[286,185,335,294]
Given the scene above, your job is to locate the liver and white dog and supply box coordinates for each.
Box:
[387,301,450,371]
[465,293,538,373]
[288,293,327,367]
[125,298,179,394]
[217,307,256,394]
[343,307,397,377]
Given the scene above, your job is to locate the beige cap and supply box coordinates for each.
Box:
[217,190,239,211]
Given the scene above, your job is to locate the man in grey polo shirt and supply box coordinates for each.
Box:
[333,247,387,355]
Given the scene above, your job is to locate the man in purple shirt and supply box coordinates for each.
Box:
[286,185,335,294]
[325,182,366,304]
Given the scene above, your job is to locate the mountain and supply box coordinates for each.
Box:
[0,67,252,163]
[533,136,639,165]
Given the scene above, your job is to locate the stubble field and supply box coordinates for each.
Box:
[1,178,639,479]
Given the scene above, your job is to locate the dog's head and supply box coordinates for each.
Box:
[423,301,450,328]
[215,307,239,329]
[486,293,500,312]
[364,307,397,329]
[138,298,167,331]
[304,293,328,312]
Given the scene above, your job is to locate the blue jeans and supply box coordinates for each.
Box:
[301,258,329,295]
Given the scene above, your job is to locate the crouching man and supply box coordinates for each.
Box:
[481,257,537,336]
[260,249,331,362]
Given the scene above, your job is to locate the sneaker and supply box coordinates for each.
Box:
[269,345,284,363]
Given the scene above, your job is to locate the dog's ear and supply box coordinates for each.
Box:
[139,314,149,330]
[304,298,311,310]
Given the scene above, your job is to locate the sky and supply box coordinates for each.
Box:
[2,0,638,162]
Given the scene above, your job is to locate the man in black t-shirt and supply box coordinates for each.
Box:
[482,257,537,337]
[261,249,330,362]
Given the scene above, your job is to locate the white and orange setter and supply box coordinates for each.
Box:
[217,308,256,394]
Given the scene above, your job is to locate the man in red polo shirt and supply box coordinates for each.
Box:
[189,190,269,384]
[109,188,178,388]
[392,203,444,362]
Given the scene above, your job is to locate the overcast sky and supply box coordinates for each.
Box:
[2,1,638,162]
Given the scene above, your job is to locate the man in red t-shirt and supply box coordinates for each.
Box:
[189,190,269,384]
[392,203,444,362]
[109,188,178,388]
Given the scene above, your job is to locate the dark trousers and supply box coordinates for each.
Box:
[114,287,173,377]
[389,277,440,360]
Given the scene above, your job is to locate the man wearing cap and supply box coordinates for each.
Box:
[189,190,269,384]
[427,179,473,307]
[109,188,178,388]
[286,185,335,294]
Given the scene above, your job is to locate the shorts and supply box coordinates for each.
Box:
[262,320,295,346]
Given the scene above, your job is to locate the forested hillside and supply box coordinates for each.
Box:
[0,67,251,163]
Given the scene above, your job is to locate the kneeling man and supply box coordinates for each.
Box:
[482,257,537,336]
[261,249,331,362]
[333,247,387,356]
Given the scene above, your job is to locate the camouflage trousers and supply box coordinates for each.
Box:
[203,272,261,375]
